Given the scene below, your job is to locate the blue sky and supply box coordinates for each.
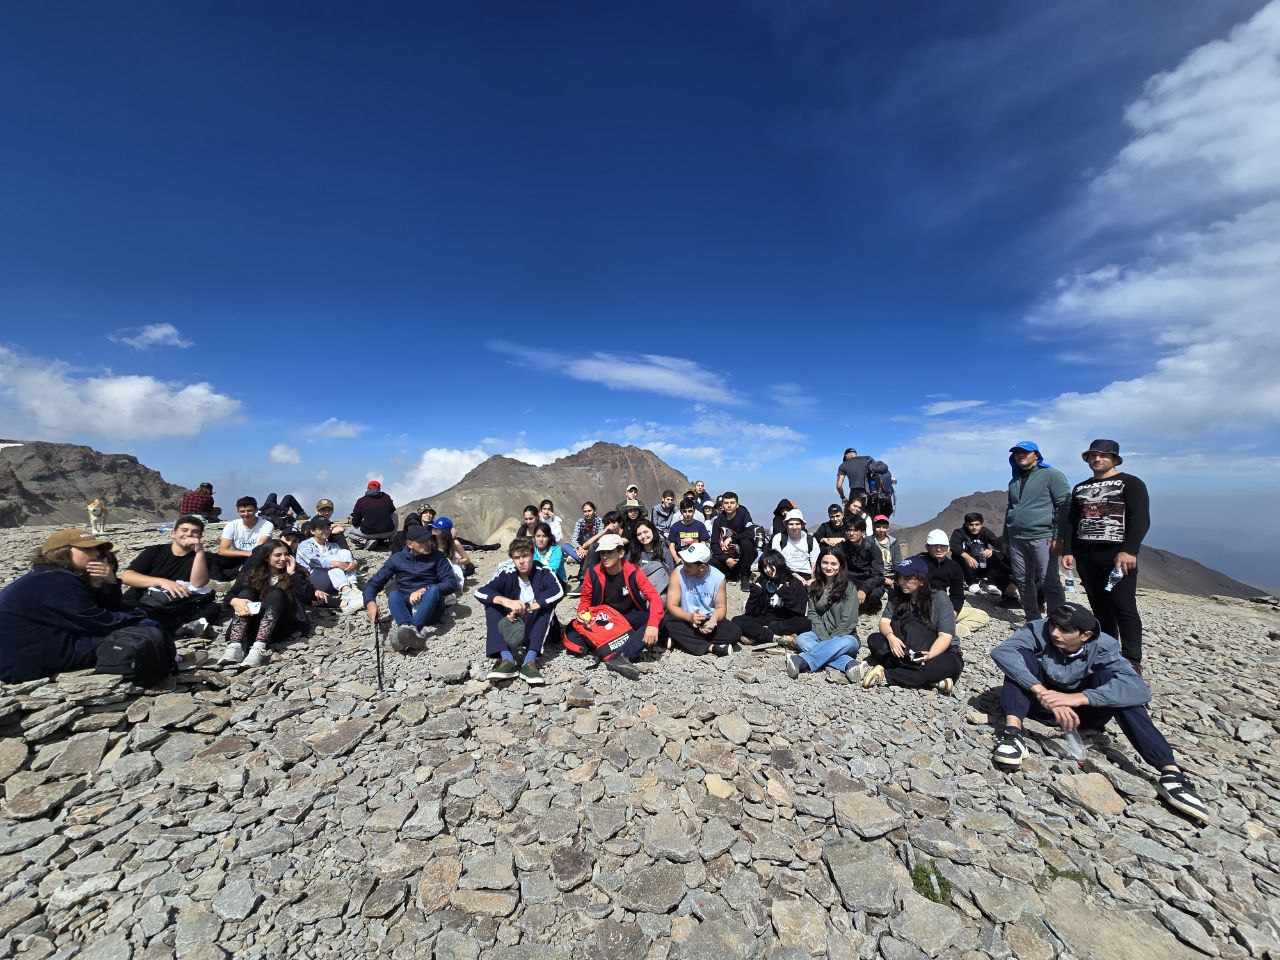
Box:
[2,2,1278,584]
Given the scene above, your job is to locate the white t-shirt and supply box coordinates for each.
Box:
[222,517,274,552]
[517,577,536,604]
[541,514,564,541]
[773,531,819,576]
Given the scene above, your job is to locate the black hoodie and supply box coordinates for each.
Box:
[352,490,396,533]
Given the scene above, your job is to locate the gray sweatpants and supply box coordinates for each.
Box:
[1008,538,1064,621]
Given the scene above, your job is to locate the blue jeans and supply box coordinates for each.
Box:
[561,542,580,563]
[388,587,444,628]
[796,631,859,673]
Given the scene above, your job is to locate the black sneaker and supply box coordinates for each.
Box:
[487,659,518,683]
[519,662,545,686]
[1158,768,1211,824]
[992,725,1027,771]
[784,654,805,679]
[604,654,641,681]
[710,643,733,657]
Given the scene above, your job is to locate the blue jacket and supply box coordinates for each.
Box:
[0,567,147,683]
[991,619,1150,708]
[473,565,565,608]
[362,548,459,603]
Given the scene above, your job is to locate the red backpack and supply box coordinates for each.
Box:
[563,604,633,658]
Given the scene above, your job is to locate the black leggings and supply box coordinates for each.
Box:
[1075,548,1142,664]
[223,587,297,647]
[663,615,742,655]
[732,614,811,643]
[867,632,963,688]
[262,493,307,517]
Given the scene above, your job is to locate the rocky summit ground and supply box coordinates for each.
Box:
[2,522,1279,960]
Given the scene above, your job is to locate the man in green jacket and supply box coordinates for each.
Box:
[1004,441,1069,622]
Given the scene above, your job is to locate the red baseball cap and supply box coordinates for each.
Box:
[872,514,890,523]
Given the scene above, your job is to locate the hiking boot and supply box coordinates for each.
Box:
[784,654,805,679]
[414,625,434,649]
[241,642,271,669]
[992,725,1027,771]
[519,662,545,686]
[861,664,886,689]
[487,659,518,683]
[390,625,417,653]
[936,677,955,696]
[217,642,245,667]
[605,654,641,681]
[1158,768,1211,824]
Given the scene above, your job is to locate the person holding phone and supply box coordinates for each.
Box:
[862,556,963,695]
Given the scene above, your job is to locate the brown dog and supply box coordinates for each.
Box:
[86,498,108,535]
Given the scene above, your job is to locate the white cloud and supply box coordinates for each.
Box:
[397,447,489,500]
[0,345,240,439]
[268,443,301,464]
[922,399,987,417]
[618,409,807,471]
[488,339,740,405]
[770,382,818,413]
[108,323,193,350]
[305,417,366,439]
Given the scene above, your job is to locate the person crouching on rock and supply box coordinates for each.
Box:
[862,556,964,695]
[732,549,811,651]
[783,550,861,683]
[565,532,663,681]
[474,537,564,686]
[663,541,742,656]
[362,525,460,653]
[217,540,314,669]
[989,602,1210,824]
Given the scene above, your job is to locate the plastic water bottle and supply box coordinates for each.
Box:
[1062,731,1087,762]
[1104,565,1124,593]
[1064,572,1079,596]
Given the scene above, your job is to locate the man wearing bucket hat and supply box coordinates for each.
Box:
[1004,441,1070,622]
[1056,439,1150,672]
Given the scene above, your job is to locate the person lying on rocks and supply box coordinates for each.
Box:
[259,492,308,533]
[565,532,663,681]
[295,519,363,613]
[783,551,861,682]
[838,522,885,612]
[362,525,460,653]
[862,556,963,695]
[348,480,397,549]
[732,549,811,651]
[119,514,219,636]
[208,496,274,579]
[474,537,564,686]
[989,602,1210,823]
[664,541,742,656]
[920,529,990,638]
[0,530,173,683]
[216,540,315,668]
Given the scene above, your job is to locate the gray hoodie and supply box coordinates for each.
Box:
[1005,466,1070,541]
[991,619,1149,708]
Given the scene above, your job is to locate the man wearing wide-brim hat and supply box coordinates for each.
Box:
[1054,439,1151,673]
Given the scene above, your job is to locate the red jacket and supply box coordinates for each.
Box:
[577,559,664,629]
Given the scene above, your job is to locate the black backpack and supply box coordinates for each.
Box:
[866,460,896,517]
[95,627,176,686]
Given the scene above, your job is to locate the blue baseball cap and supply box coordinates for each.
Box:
[1009,440,1040,453]
[895,557,929,580]
[432,516,454,531]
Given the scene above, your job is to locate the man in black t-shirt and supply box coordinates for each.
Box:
[710,491,756,589]
[1057,439,1151,671]
[815,504,847,549]
[120,515,218,635]
[836,448,873,504]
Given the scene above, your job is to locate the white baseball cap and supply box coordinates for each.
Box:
[597,533,628,553]
[678,541,712,563]
[926,529,949,546]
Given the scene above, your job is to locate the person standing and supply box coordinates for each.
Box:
[835,448,873,504]
[1058,439,1150,672]
[1005,441,1069,622]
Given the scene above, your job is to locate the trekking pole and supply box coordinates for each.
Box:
[371,615,385,692]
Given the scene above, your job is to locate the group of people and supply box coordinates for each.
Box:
[0,437,1208,825]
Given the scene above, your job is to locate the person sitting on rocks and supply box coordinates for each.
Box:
[615,483,646,518]
[664,542,742,656]
[474,537,563,686]
[119,514,219,635]
[539,498,580,565]
[862,557,963,695]
[0,530,173,683]
[843,495,873,537]
[295,519,364,613]
[920,529,990,638]
[571,501,603,562]
[619,498,646,542]
[784,551,861,682]
[178,481,220,521]
[532,522,569,586]
[872,515,901,590]
[700,499,717,526]
[577,509,623,573]
[348,480,397,548]
[650,489,678,540]
[770,508,820,582]
[951,512,1015,603]
[259,492,308,533]
[732,549,811,650]
[311,498,350,549]
[209,496,275,579]
[769,498,797,541]
[517,504,541,541]
[216,539,315,668]
[711,491,757,590]
[629,518,674,595]
[391,506,432,553]
[566,532,663,681]
[362,524,460,653]
[838,522,885,612]
[431,516,474,579]
[815,504,847,550]
[667,497,710,566]
[689,479,714,510]
[989,602,1210,824]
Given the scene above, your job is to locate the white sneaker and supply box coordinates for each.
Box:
[176,617,211,639]
[339,589,363,615]
[217,642,245,666]
[985,583,1003,597]
[240,642,271,668]
[967,583,982,596]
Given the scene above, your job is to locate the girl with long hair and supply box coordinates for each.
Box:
[628,518,674,595]
[518,505,540,540]
[770,498,795,540]
[531,521,569,586]
[783,550,861,681]
[732,549,811,649]
[863,557,962,694]
[217,541,314,669]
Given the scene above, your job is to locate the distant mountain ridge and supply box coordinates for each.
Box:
[895,490,1264,600]
[399,442,690,544]
[0,439,189,527]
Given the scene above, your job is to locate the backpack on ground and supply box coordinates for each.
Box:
[563,605,632,659]
[95,626,176,686]
[866,460,896,517]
